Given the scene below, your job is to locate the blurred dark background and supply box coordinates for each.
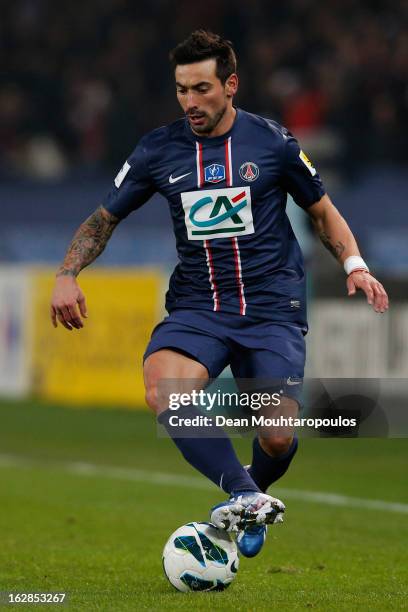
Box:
[1,0,407,173]
[1,0,407,279]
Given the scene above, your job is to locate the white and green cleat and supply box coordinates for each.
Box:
[210,491,285,533]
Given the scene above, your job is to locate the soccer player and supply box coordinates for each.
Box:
[50,31,389,557]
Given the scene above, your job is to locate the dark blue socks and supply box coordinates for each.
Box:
[248,436,298,492]
[158,406,260,495]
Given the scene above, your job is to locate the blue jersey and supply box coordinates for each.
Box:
[103,108,325,325]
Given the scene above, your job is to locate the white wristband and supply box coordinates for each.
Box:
[344,255,369,275]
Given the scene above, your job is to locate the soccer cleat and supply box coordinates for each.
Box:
[234,465,271,556]
[210,491,285,533]
[236,524,267,558]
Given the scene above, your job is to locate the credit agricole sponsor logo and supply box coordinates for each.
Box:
[181,187,254,240]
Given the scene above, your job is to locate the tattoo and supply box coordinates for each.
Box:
[57,206,120,277]
[319,231,345,260]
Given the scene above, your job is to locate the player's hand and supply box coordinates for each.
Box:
[50,276,88,330]
[347,270,389,313]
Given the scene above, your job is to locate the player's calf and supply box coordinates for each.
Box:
[258,435,294,457]
[248,436,299,493]
[145,351,261,494]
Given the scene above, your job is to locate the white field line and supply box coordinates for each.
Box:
[0,453,407,515]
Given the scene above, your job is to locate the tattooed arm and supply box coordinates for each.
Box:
[306,194,358,264]
[57,205,120,277]
[51,206,120,330]
[306,194,388,313]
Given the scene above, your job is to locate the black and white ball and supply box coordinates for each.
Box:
[162,522,239,592]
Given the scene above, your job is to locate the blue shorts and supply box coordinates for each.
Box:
[144,309,306,400]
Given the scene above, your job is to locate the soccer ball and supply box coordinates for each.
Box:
[162,522,239,592]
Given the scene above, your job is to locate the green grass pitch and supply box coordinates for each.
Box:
[0,399,407,610]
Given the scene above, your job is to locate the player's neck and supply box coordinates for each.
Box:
[201,106,237,138]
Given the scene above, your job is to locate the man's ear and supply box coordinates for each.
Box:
[225,73,238,98]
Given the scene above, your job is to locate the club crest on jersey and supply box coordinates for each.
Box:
[239,161,259,182]
[181,187,254,240]
[204,163,225,183]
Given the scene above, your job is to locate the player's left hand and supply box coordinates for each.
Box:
[347,270,389,313]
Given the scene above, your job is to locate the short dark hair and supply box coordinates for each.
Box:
[169,30,237,84]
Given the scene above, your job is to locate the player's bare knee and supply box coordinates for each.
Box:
[145,385,164,414]
[259,436,293,457]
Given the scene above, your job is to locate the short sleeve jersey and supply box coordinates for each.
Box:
[103,108,326,325]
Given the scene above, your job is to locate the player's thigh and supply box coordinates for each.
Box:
[143,310,230,414]
[144,348,209,415]
[230,323,306,380]
[230,324,305,444]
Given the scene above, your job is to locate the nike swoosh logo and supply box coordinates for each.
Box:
[169,172,192,184]
[286,377,302,386]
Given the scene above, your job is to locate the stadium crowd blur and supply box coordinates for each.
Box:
[1,0,407,178]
